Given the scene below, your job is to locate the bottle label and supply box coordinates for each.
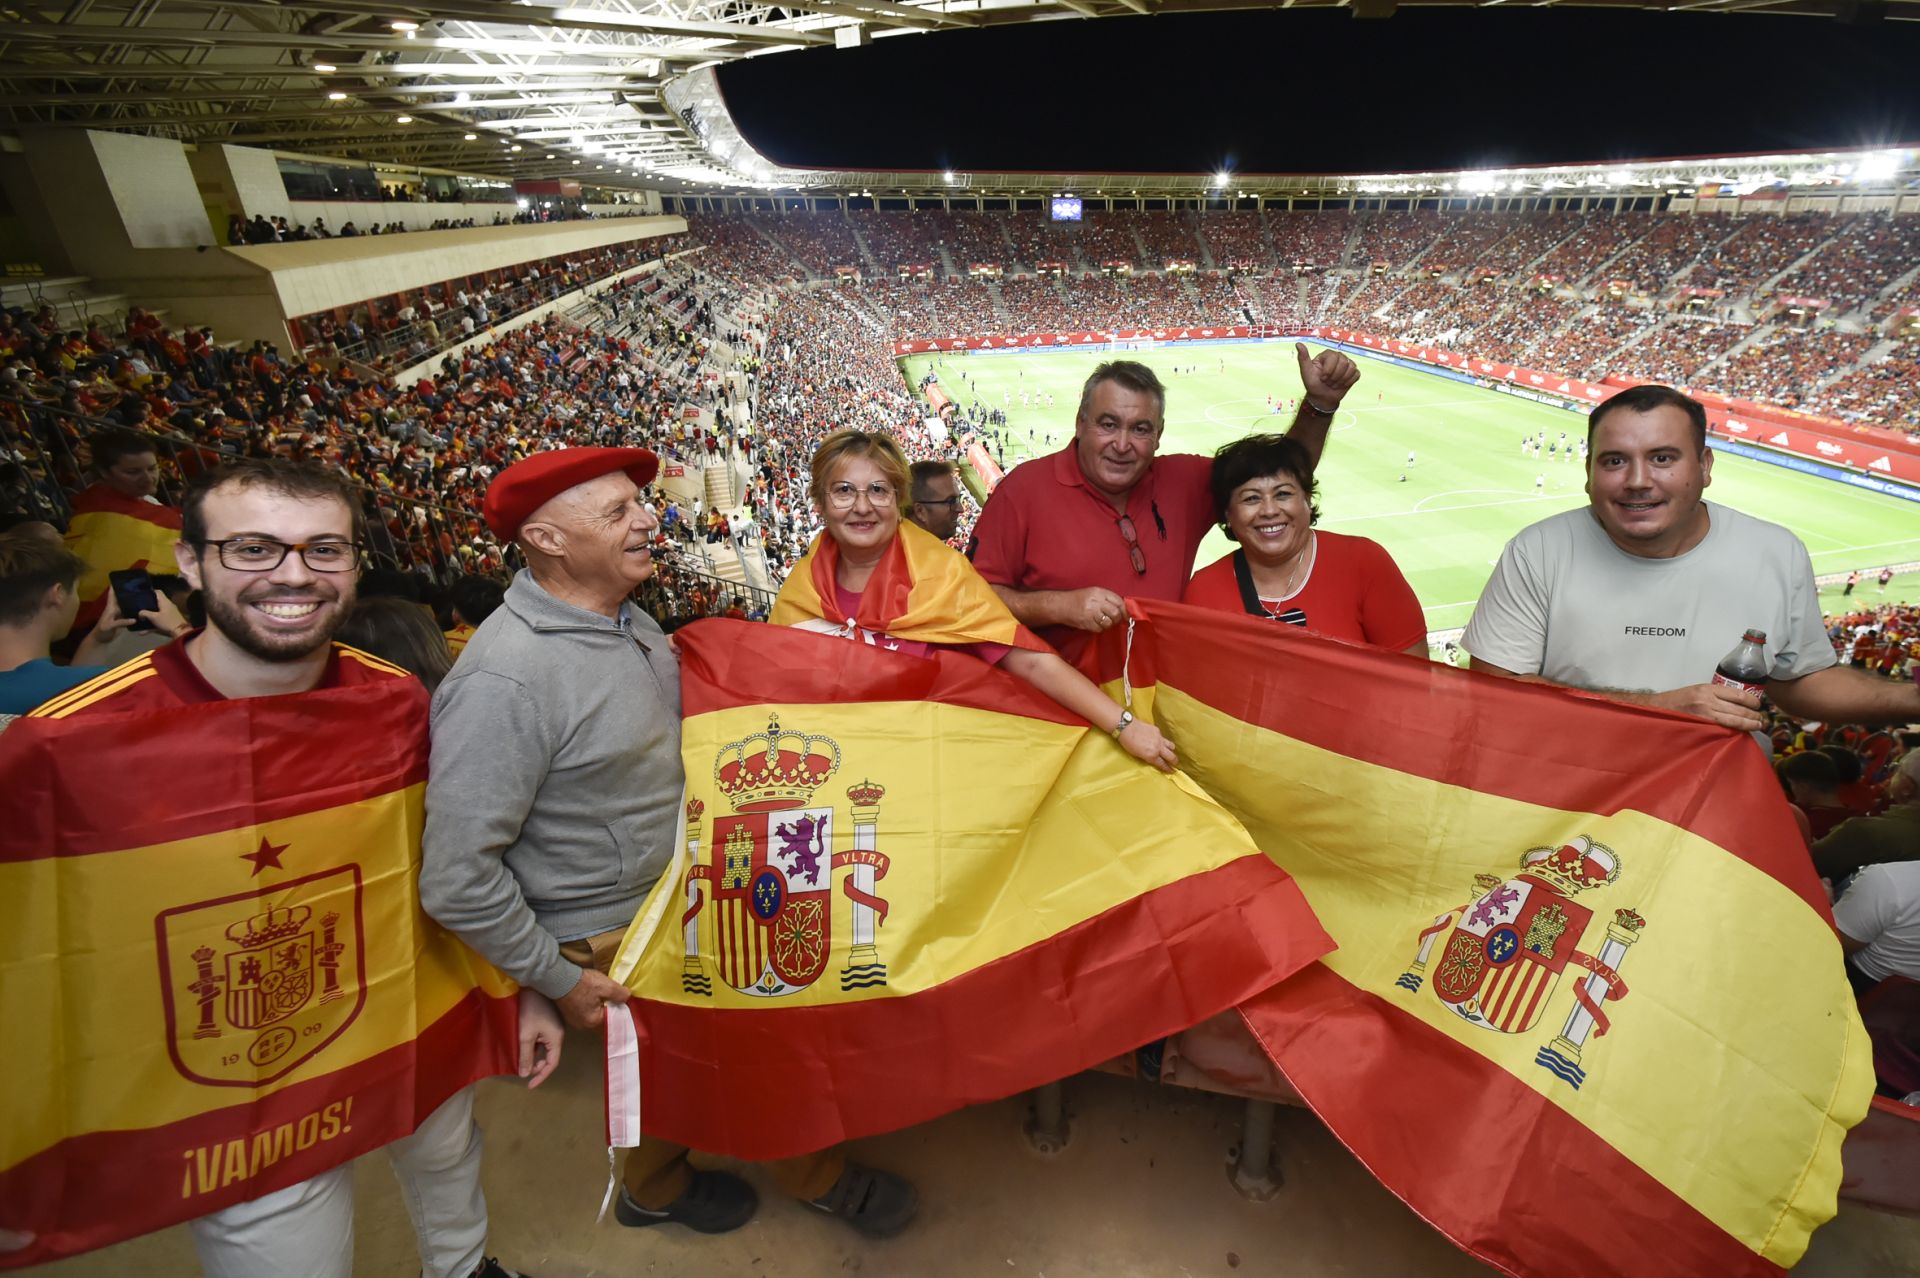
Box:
[1711,671,1765,696]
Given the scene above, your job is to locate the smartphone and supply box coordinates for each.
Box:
[108,568,161,632]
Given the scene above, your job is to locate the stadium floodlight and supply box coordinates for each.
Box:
[463,133,477,141]
[313,63,336,73]
[944,170,955,182]
[327,91,347,101]
[1213,171,1230,187]
[391,20,419,32]
[1857,151,1902,182]
[395,115,412,124]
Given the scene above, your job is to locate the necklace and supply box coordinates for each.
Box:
[1257,532,1314,606]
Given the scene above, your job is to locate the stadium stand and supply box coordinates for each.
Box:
[1198,212,1273,270]
[1134,212,1205,269]
[13,204,1920,598]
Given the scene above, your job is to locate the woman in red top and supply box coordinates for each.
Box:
[1182,434,1426,656]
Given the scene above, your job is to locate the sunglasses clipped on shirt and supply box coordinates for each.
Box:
[1114,502,1167,576]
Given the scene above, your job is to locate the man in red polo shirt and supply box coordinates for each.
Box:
[967,344,1360,652]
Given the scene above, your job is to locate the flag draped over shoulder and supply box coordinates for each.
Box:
[62,485,184,633]
[1083,601,1874,1278]
[770,520,1048,651]
[605,618,1332,1160]
[0,677,519,1268]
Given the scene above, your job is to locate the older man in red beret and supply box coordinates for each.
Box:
[420,448,916,1240]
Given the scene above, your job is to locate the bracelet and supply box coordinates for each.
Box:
[1111,710,1135,737]
[1304,398,1337,416]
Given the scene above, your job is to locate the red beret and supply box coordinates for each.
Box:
[483,446,659,541]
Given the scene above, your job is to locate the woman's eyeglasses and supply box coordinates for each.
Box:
[824,481,896,509]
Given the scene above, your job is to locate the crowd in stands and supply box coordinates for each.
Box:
[1075,217,1142,268]
[1201,213,1271,270]
[1003,219,1074,272]
[1711,328,1880,409]
[10,206,1920,631]
[1134,213,1204,268]
[680,212,802,282]
[1818,342,1920,427]
[1464,292,1585,364]
[1466,213,1572,281]
[1527,301,1660,381]
[1695,215,1832,298]
[997,278,1066,332]
[928,211,1013,268]
[1354,212,1438,271]
[764,213,864,277]
[1770,215,1920,316]
[1604,215,1734,294]
[1268,212,1352,270]
[1529,211,1640,285]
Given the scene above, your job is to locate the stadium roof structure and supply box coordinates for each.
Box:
[1,1,1918,195]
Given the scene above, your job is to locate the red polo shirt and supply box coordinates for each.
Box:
[968,445,1216,650]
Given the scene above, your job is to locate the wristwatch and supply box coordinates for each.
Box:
[1111,710,1135,737]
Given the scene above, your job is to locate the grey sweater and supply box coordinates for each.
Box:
[420,570,682,1000]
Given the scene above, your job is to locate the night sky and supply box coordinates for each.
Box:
[717,10,1920,175]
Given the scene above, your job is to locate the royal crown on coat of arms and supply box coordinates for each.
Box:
[714,715,842,812]
[1396,836,1648,1091]
[224,904,311,949]
[682,716,891,999]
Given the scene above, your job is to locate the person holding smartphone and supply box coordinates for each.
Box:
[0,532,187,714]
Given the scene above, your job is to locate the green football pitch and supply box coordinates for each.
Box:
[902,344,1920,634]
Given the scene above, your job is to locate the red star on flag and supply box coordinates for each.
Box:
[240,837,289,876]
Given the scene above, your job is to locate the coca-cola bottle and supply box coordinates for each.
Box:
[1712,629,1770,695]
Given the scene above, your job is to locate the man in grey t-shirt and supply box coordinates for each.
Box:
[1464,385,1920,731]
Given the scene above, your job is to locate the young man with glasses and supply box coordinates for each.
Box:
[26,458,549,1278]
[967,347,1359,653]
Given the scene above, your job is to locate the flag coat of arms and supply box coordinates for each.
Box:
[605,619,1334,1159]
[0,667,519,1267]
[1080,601,1874,1278]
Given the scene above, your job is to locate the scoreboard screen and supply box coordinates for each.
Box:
[1049,197,1083,222]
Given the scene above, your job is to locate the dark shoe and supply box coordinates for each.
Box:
[467,1261,528,1278]
[615,1170,758,1234]
[808,1163,917,1240]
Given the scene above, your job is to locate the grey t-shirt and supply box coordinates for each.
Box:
[1462,501,1836,694]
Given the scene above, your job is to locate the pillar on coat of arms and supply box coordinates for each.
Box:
[840,781,887,992]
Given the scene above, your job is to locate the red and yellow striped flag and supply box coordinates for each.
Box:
[0,675,518,1267]
[605,619,1332,1158]
[1084,601,1874,1277]
[61,485,183,635]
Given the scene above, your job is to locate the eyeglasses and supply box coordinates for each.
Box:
[914,495,961,508]
[1116,515,1147,576]
[200,538,364,573]
[824,481,896,509]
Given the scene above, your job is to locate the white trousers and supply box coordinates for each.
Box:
[190,1086,486,1278]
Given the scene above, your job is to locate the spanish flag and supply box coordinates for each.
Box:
[771,520,1048,651]
[1085,601,1874,1276]
[605,618,1332,1158]
[0,674,519,1266]
[62,484,183,635]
